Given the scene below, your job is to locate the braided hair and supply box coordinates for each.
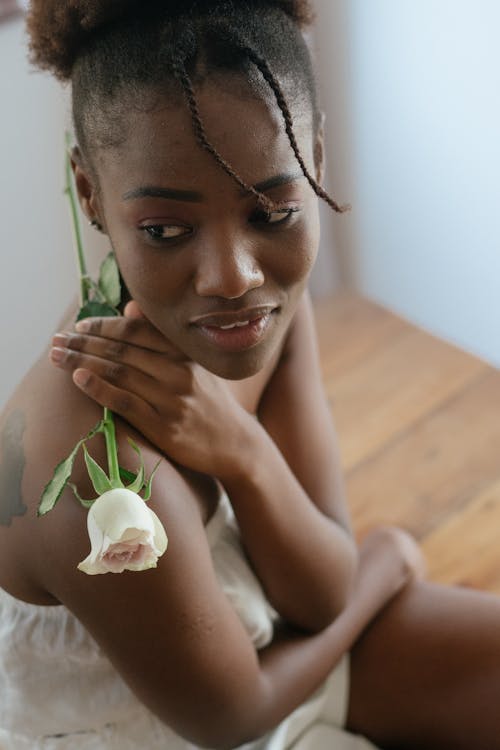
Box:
[27,0,348,212]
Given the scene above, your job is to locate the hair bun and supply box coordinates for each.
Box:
[27,0,314,81]
[27,0,136,80]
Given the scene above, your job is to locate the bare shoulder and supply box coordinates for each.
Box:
[0,353,217,597]
[280,288,316,357]
[0,354,98,600]
[258,289,319,414]
[258,289,352,529]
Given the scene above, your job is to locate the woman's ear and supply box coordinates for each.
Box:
[314,112,326,185]
[71,146,105,231]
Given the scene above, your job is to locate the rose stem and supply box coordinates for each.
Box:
[64,134,122,490]
[64,134,89,306]
[103,408,123,488]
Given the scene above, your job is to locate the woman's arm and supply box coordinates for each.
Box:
[219,414,356,631]
[52,294,356,631]
[255,526,423,743]
[34,422,417,750]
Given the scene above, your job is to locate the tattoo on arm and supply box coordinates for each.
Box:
[0,410,27,526]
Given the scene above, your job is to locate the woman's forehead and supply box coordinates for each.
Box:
[97,81,314,192]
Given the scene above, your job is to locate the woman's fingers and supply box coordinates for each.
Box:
[73,368,161,434]
[51,346,176,409]
[74,315,185,360]
[52,330,172,382]
[123,300,147,320]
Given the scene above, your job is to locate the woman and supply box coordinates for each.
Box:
[1,1,499,748]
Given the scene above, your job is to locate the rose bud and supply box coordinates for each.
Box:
[77,488,168,575]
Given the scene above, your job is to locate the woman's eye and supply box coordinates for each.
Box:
[251,207,300,226]
[141,224,192,241]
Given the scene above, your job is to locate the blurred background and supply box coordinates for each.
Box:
[1,0,499,409]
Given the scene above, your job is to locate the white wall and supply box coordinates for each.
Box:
[313,0,357,288]
[318,0,500,365]
[0,18,112,411]
[0,18,75,409]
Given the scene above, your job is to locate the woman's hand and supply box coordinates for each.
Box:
[50,301,252,478]
[354,526,426,610]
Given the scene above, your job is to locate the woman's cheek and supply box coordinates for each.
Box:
[116,245,182,317]
[276,223,320,288]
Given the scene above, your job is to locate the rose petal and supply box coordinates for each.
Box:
[77,488,168,575]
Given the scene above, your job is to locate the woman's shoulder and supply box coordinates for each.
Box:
[0,353,86,599]
[0,354,216,604]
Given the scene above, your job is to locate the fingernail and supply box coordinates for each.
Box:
[75,320,90,332]
[52,333,69,348]
[73,369,90,388]
[51,347,66,364]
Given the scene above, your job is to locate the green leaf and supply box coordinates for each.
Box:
[143,459,162,502]
[83,445,112,495]
[77,300,119,322]
[37,420,104,516]
[126,438,145,493]
[119,466,137,485]
[68,482,95,509]
[38,441,84,516]
[98,252,122,308]
[128,466,145,494]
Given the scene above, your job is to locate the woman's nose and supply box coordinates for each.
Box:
[194,242,265,299]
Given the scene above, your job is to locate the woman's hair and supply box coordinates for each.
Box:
[27,0,347,212]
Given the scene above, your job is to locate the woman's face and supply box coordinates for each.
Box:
[81,78,322,380]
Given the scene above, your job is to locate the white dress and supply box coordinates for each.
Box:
[0,493,378,750]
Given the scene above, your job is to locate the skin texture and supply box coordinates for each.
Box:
[1,73,500,748]
[0,410,27,526]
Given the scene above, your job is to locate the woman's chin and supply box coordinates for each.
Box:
[196,348,270,381]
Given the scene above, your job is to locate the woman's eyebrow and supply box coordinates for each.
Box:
[245,170,304,195]
[122,186,203,202]
[121,171,303,203]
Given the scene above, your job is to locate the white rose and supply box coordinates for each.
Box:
[77,488,168,575]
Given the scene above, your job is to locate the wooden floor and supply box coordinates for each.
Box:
[314,291,500,594]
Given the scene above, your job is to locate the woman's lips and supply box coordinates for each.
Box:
[194,312,274,352]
